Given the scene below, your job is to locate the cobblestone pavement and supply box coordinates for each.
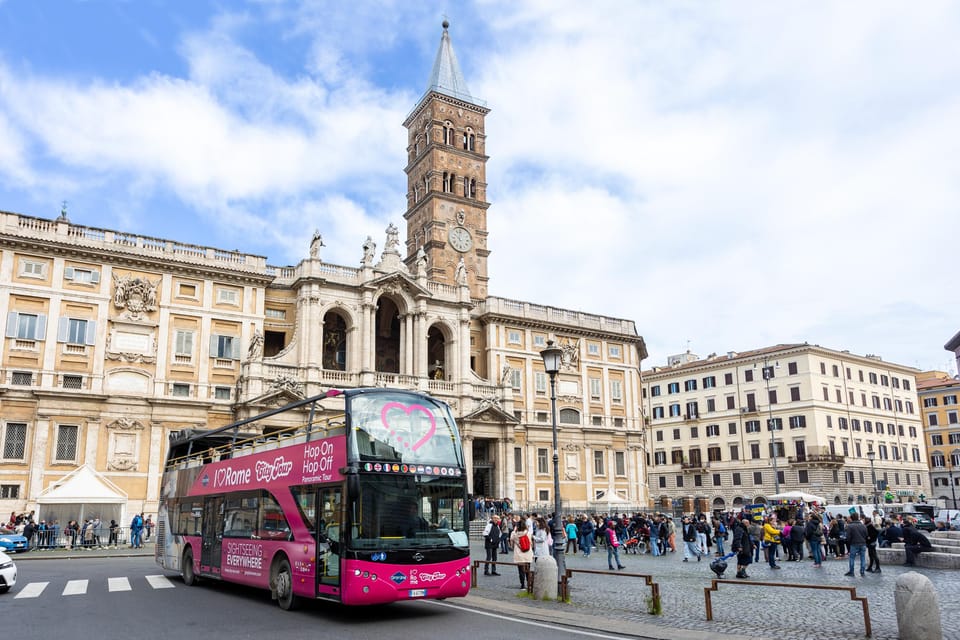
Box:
[469,541,958,640]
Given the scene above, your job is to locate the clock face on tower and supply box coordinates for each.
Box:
[448,226,473,252]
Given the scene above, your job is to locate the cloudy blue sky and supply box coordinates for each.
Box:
[0,1,957,374]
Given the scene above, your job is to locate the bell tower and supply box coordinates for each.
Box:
[403,21,490,299]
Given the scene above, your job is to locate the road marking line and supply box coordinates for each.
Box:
[145,575,176,589]
[14,582,48,599]
[428,600,628,638]
[62,580,88,596]
[108,577,132,592]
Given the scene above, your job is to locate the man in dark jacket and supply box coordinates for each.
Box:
[731,517,752,579]
[881,520,903,548]
[902,521,932,566]
[843,513,869,577]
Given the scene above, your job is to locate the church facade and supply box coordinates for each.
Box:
[0,24,647,519]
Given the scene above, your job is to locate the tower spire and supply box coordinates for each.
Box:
[425,20,475,104]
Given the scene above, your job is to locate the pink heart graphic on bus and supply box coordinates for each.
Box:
[381,402,437,452]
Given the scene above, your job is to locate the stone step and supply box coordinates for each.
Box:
[932,531,960,542]
[929,535,960,547]
[877,547,960,569]
[890,542,960,555]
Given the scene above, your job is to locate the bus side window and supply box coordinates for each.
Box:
[260,491,291,541]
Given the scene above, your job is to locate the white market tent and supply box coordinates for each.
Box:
[768,490,826,504]
[37,465,127,526]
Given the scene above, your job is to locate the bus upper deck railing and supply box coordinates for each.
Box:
[164,412,346,471]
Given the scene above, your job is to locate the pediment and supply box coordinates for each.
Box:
[367,271,431,298]
[463,401,518,424]
[241,387,305,411]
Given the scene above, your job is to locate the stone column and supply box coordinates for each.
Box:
[28,417,51,506]
[463,435,474,495]
[145,422,165,512]
[83,420,101,468]
[583,445,593,505]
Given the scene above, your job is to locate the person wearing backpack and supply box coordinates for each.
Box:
[482,515,502,576]
[510,519,534,588]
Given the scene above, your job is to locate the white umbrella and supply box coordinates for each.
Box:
[768,490,826,503]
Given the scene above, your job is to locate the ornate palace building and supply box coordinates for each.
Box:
[0,23,647,521]
[641,344,930,514]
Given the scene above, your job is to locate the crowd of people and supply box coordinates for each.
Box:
[2,511,154,550]
[479,505,936,587]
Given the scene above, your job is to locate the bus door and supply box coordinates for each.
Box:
[201,496,224,572]
[317,486,342,590]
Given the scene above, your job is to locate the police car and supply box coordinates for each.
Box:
[0,532,28,553]
[0,550,16,593]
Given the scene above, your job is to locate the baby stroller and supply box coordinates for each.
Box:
[623,536,642,554]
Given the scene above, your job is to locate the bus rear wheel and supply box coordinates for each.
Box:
[182,548,197,586]
[275,557,300,611]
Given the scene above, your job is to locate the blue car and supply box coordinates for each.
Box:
[0,533,29,553]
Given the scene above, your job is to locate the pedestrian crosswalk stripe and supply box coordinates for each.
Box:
[14,582,48,599]
[63,580,88,596]
[108,577,132,592]
[145,575,175,589]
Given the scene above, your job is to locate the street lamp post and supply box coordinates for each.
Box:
[761,357,780,495]
[949,457,958,510]
[540,340,566,591]
[867,448,877,508]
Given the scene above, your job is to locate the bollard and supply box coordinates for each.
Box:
[895,571,942,640]
[531,554,558,601]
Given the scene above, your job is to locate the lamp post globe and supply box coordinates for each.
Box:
[540,340,566,595]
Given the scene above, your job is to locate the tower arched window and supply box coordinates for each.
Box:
[463,176,470,198]
[464,127,475,151]
[469,178,477,199]
[443,121,454,146]
[443,172,455,193]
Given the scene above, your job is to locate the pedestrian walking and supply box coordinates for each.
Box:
[604,519,626,570]
[865,518,881,573]
[681,516,703,562]
[732,516,753,579]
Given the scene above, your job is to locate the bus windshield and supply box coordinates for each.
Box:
[349,390,463,467]
[352,474,467,550]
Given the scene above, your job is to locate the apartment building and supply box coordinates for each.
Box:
[917,371,960,508]
[641,344,929,514]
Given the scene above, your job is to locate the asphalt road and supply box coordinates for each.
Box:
[1,556,635,640]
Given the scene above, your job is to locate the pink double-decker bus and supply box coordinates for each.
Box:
[155,388,471,609]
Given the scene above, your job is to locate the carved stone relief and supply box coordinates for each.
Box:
[106,417,145,431]
[113,274,160,321]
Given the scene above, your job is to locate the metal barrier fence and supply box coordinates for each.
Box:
[561,568,661,611]
[704,579,872,637]
[470,560,533,594]
[11,526,155,551]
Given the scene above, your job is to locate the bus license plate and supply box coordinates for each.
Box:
[408,589,427,598]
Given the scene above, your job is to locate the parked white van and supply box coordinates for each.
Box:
[935,510,960,530]
[819,505,883,521]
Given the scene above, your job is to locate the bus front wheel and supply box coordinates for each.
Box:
[182,548,197,586]
[275,557,300,611]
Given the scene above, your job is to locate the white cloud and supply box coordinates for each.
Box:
[0,1,956,371]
